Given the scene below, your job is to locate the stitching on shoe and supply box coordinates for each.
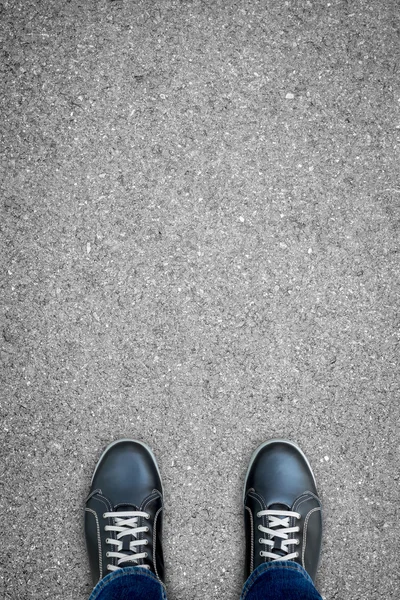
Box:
[91,494,114,570]
[247,491,267,565]
[293,491,320,509]
[293,492,321,516]
[292,494,313,516]
[142,490,160,510]
[248,490,268,511]
[86,488,102,502]
[85,508,102,580]
[248,491,268,531]
[292,493,321,569]
[95,493,113,512]
[152,506,163,582]
[247,490,267,509]
[142,490,163,573]
[245,506,254,573]
[302,507,321,568]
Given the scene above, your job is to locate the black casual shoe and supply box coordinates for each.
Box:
[243,440,322,581]
[85,439,164,585]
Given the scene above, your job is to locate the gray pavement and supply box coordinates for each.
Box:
[1,1,399,599]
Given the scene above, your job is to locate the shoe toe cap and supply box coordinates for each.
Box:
[90,439,163,507]
[245,440,319,507]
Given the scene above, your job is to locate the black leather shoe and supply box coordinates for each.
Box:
[85,439,164,585]
[244,440,322,581]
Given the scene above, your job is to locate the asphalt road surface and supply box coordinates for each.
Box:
[1,1,399,599]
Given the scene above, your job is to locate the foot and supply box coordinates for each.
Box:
[85,439,164,585]
[243,440,322,581]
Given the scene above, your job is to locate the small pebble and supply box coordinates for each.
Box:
[285,93,295,99]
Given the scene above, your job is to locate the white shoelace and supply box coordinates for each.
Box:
[103,511,151,572]
[257,509,301,561]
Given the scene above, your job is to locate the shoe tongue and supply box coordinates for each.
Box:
[116,503,139,512]
[269,502,291,511]
[268,503,291,558]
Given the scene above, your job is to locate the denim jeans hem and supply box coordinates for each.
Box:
[88,567,166,600]
[241,561,322,600]
[88,561,322,600]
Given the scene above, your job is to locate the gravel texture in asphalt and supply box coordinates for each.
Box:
[1,1,399,600]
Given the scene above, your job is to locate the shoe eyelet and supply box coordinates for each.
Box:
[259,538,263,544]
[103,513,107,519]
[105,538,110,544]
[145,527,149,532]
[257,525,262,531]
[145,540,149,545]
[296,540,300,545]
[145,514,150,520]
[106,552,110,558]
[144,552,148,558]
[295,552,299,558]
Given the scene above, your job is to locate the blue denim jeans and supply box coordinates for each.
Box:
[88,562,323,600]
